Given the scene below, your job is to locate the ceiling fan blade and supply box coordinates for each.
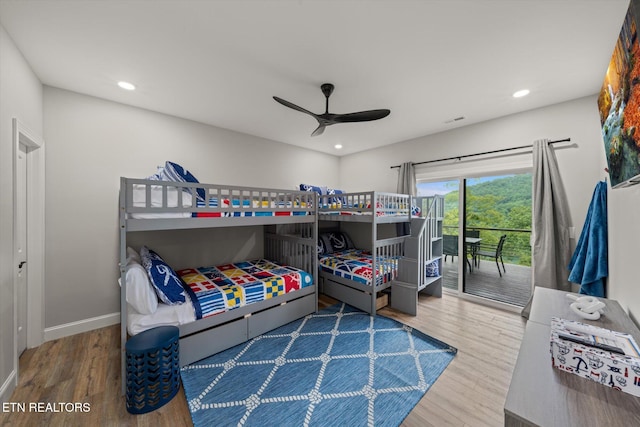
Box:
[273,96,318,118]
[275,84,390,137]
[332,109,391,123]
[311,124,325,137]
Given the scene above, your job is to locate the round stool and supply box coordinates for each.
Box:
[125,326,180,414]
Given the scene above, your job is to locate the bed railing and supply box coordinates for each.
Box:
[121,177,316,216]
[374,236,405,282]
[317,191,411,218]
[265,228,317,279]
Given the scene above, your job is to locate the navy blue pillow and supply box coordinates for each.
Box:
[426,260,439,277]
[319,232,354,254]
[300,184,324,195]
[163,161,205,202]
[140,246,186,305]
[318,239,328,255]
[327,187,346,204]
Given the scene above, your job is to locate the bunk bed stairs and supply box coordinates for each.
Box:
[391,196,444,315]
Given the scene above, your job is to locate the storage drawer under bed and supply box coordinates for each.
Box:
[179,293,317,366]
[322,277,388,313]
[248,293,316,338]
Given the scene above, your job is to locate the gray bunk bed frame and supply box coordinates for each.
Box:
[119,177,318,394]
[317,191,410,315]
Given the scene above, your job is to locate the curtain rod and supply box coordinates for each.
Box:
[390,138,571,169]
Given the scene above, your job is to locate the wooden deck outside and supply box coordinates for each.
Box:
[441,257,532,307]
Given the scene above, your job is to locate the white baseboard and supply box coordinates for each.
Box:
[1,370,16,403]
[44,312,120,342]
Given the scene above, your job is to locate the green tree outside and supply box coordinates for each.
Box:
[436,174,532,266]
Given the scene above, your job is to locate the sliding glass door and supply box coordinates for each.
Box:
[463,174,532,306]
[418,172,532,307]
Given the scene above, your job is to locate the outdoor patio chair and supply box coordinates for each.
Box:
[443,234,472,271]
[443,234,458,262]
[466,230,481,266]
[475,234,507,277]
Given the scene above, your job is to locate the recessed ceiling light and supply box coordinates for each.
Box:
[513,89,530,98]
[118,81,136,91]
[334,144,343,150]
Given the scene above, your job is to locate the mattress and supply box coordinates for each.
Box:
[319,202,417,217]
[177,259,313,319]
[127,258,313,335]
[319,210,408,217]
[319,249,399,287]
[129,184,193,219]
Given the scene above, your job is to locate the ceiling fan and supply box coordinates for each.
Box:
[273,83,390,137]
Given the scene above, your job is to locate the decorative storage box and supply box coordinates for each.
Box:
[550,317,640,397]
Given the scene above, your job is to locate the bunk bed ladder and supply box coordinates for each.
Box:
[391,196,443,315]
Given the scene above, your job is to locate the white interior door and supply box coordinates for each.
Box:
[16,143,28,355]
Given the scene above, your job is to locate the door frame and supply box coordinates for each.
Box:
[12,118,45,385]
[417,160,532,313]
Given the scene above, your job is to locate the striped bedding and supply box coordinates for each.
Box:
[176,259,313,319]
[319,202,420,217]
[318,249,399,287]
[192,198,310,217]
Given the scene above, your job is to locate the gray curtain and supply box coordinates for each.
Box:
[397,162,416,196]
[396,162,416,235]
[521,139,572,318]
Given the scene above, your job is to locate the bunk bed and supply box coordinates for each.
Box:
[119,177,318,394]
[315,191,412,315]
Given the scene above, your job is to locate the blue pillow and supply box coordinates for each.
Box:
[327,187,346,204]
[145,165,165,181]
[300,184,325,195]
[319,232,354,254]
[426,260,439,277]
[140,246,186,305]
[163,161,205,202]
[318,239,328,255]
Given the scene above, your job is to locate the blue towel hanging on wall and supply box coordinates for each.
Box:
[568,181,608,297]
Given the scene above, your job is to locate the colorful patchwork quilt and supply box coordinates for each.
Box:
[176,259,313,319]
[318,249,399,287]
[320,202,420,217]
[192,198,309,217]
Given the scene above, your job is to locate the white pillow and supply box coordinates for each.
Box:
[119,258,158,315]
[132,183,194,208]
[126,246,141,264]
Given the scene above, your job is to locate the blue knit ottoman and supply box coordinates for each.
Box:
[125,325,180,414]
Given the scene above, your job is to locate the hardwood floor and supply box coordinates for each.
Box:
[1,294,525,427]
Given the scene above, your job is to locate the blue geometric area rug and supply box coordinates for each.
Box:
[180,303,457,427]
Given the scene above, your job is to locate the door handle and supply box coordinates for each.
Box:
[18,261,26,269]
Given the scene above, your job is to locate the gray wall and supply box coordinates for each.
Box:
[42,86,340,328]
[0,25,43,401]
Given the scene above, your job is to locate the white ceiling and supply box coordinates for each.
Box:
[0,0,630,156]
